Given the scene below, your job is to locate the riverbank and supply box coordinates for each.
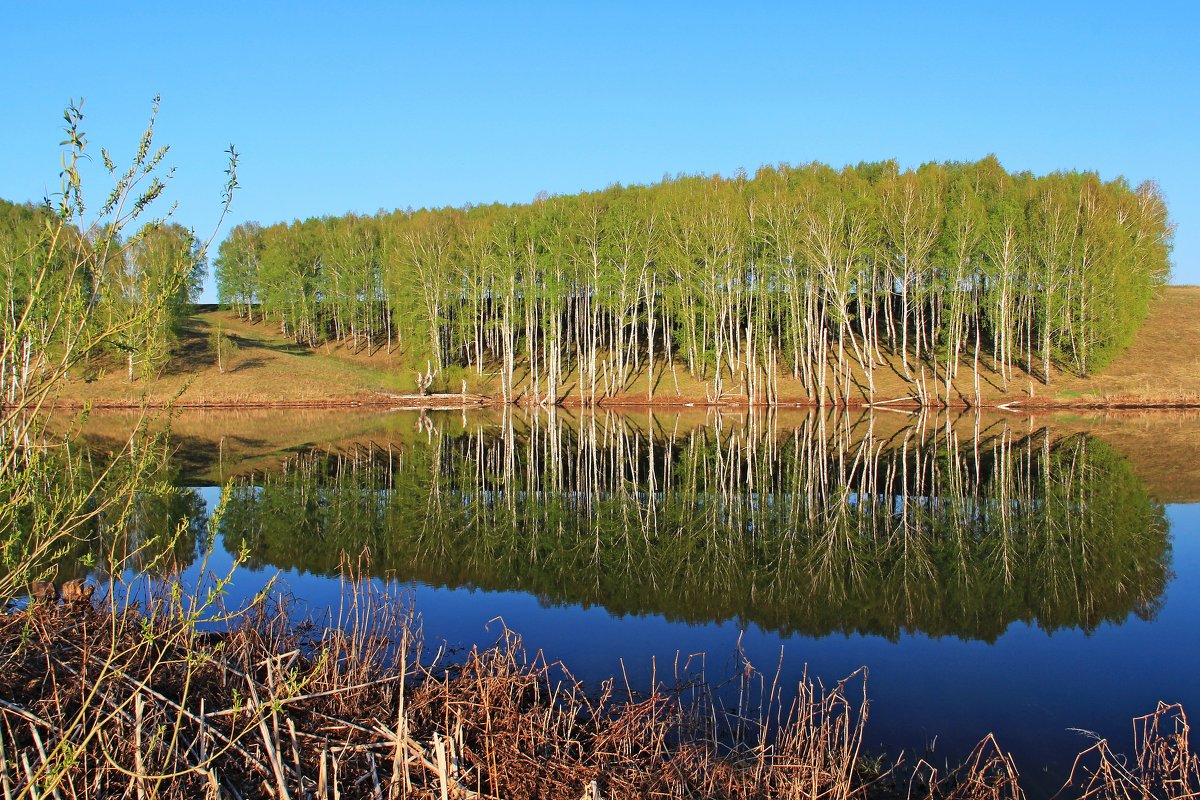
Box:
[3,580,1192,800]
[52,287,1200,411]
[2,579,878,799]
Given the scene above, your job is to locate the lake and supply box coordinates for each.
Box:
[75,407,1200,792]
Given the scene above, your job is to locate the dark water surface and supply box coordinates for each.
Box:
[82,409,1199,790]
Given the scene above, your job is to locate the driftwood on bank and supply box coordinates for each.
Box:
[382,392,494,409]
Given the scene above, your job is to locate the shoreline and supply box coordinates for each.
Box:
[49,392,1200,412]
[4,586,1186,800]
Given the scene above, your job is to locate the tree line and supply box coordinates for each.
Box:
[1,196,205,392]
[216,157,1173,405]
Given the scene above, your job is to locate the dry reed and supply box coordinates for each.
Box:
[0,567,1193,800]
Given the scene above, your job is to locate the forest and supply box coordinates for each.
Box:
[215,157,1173,406]
[0,196,204,394]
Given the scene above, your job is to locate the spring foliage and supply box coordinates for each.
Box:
[219,158,1173,405]
[0,201,204,388]
[1,99,233,593]
[1,98,212,393]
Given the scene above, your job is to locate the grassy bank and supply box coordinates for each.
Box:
[52,288,1200,411]
[2,576,878,799]
[3,577,1195,800]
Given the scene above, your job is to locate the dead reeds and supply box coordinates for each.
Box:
[0,567,874,800]
[0,571,1194,800]
[1061,703,1198,800]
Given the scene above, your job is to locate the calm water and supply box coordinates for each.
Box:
[78,409,1199,790]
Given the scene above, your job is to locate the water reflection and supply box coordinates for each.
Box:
[7,434,207,586]
[193,409,1172,641]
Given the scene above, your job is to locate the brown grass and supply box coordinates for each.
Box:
[0,565,876,800]
[57,311,417,408]
[1,565,1195,800]
[1051,286,1200,407]
[1061,703,1198,800]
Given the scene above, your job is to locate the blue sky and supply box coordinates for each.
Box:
[3,2,1197,299]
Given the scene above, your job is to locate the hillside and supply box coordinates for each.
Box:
[56,310,417,407]
[1050,285,1200,405]
[53,287,1200,410]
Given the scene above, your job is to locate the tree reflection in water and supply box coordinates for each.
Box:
[210,409,1170,642]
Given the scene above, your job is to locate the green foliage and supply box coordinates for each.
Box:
[214,221,262,318]
[0,99,235,594]
[208,320,239,373]
[105,221,207,380]
[427,363,492,394]
[216,159,1174,403]
[1,430,207,584]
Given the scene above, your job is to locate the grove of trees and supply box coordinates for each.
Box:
[0,197,205,392]
[219,157,1171,406]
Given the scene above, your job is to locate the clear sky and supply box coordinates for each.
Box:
[3,2,1197,299]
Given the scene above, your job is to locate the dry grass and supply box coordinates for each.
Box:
[1052,287,1200,407]
[0,562,877,800]
[1,563,1195,800]
[1060,703,1198,800]
[57,311,416,408]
